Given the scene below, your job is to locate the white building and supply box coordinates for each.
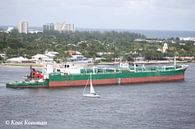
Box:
[17,21,28,34]
[32,54,53,64]
[6,56,29,63]
[66,51,93,63]
[43,23,54,32]
[69,55,87,62]
[54,21,74,32]
[45,51,59,58]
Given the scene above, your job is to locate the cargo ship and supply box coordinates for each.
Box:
[6,62,188,88]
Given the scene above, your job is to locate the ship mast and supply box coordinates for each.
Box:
[174,56,176,66]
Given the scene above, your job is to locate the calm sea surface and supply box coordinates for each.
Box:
[78,28,195,39]
[0,64,195,129]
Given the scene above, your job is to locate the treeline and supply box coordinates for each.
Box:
[0,29,195,62]
[0,29,145,59]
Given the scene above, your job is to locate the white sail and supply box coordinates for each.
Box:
[90,79,95,94]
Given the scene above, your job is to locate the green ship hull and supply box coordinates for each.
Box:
[49,65,186,87]
[6,79,49,88]
[6,65,188,88]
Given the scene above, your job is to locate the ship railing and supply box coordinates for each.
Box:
[80,67,121,74]
[129,65,178,73]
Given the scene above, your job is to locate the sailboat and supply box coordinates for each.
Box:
[83,74,100,98]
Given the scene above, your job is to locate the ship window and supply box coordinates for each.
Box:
[64,65,69,68]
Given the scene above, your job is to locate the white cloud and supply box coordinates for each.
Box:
[0,0,194,30]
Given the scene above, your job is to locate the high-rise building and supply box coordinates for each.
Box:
[54,21,74,32]
[43,23,54,32]
[17,21,28,34]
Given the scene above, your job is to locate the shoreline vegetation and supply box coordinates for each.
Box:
[0,30,195,64]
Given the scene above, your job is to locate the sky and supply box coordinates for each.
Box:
[0,0,195,31]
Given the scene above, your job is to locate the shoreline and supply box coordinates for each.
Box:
[0,60,193,68]
[0,63,43,68]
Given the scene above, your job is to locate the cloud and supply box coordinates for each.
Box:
[151,0,195,9]
[0,0,194,30]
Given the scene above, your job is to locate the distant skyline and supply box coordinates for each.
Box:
[0,0,195,31]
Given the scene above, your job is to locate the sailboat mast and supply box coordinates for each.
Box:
[90,73,92,87]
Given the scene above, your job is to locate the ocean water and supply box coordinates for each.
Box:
[0,64,195,129]
[77,28,195,39]
[129,30,195,39]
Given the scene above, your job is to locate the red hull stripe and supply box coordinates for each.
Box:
[49,74,184,87]
[49,79,117,87]
[120,74,184,84]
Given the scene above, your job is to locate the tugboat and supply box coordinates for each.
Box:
[6,66,49,88]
